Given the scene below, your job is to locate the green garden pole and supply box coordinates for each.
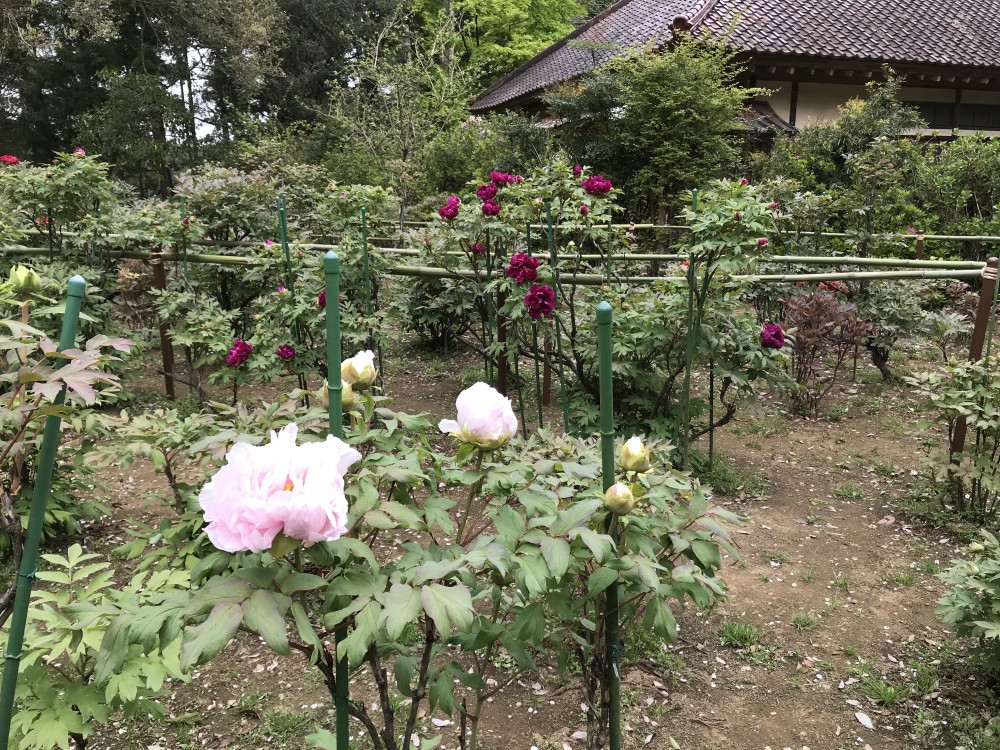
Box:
[0,276,86,750]
[596,300,621,750]
[606,218,613,285]
[532,322,544,429]
[546,202,569,433]
[277,196,309,400]
[180,196,189,277]
[361,208,372,318]
[322,251,349,750]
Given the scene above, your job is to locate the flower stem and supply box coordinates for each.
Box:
[455,450,485,545]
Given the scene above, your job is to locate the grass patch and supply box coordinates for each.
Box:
[833,573,852,592]
[835,484,864,500]
[623,627,685,678]
[697,457,767,498]
[766,550,791,564]
[732,413,790,438]
[721,620,760,648]
[874,460,897,477]
[792,612,819,631]
[861,677,909,705]
[824,403,849,422]
[889,570,916,587]
[800,570,816,583]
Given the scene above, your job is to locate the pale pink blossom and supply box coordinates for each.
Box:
[439,382,518,450]
[199,424,361,553]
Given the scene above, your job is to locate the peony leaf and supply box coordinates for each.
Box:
[180,601,243,671]
[243,589,290,656]
[380,583,422,641]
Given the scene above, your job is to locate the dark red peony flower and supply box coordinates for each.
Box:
[581,175,612,196]
[505,252,540,284]
[760,323,784,349]
[276,344,296,360]
[524,284,556,320]
[226,338,253,366]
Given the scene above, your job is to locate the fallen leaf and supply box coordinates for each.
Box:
[856,711,874,730]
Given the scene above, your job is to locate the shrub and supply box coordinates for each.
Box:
[937,532,1000,673]
[907,356,1000,520]
[783,291,869,416]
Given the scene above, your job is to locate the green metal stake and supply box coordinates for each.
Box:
[0,275,86,749]
[323,252,349,750]
[606,218,613,285]
[546,202,570,433]
[277,196,309,402]
[361,208,372,317]
[484,233,495,386]
[532,322,544,429]
[180,196,189,278]
[596,300,621,750]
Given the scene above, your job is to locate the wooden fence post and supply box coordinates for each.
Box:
[950,256,999,456]
[150,251,176,400]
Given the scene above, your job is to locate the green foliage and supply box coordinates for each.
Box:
[908,357,1000,520]
[937,532,1000,673]
[547,37,761,216]
[100,392,738,750]
[2,544,190,750]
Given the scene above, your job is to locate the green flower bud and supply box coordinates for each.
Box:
[966,563,981,576]
[8,264,41,294]
[604,482,636,516]
[968,542,985,553]
[619,436,650,473]
[341,380,356,413]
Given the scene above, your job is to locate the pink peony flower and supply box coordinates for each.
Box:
[226,338,253,366]
[438,382,518,450]
[1,155,20,165]
[581,175,612,196]
[769,202,779,210]
[505,252,540,284]
[198,424,361,553]
[481,199,500,217]
[73,148,85,156]
[277,285,288,294]
[757,237,769,247]
[760,323,784,349]
[276,343,296,360]
[524,284,556,320]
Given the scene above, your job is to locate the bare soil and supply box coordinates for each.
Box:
[81,345,985,750]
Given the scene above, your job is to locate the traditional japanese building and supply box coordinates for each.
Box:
[470,0,1000,135]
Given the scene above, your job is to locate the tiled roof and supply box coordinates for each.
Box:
[704,0,1000,69]
[471,0,1000,111]
[470,0,699,112]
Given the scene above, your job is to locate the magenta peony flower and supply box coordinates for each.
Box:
[572,164,583,177]
[581,175,612,196]
[439,382,518,450]
[471,242,487,255]
[277,285,287,294]
[757,237,769,247]
[514,174,524,183]
[760,323,785,349]
[226,338,253,367]
[73,148,85,156]
[0,155,19,165]
[739,178,750,186]
[505,252,540,284]
[317,289,326,308]
[182,216,190,227]
[276,344,296,360]
[769,202,779,210]
[264,240,274,246]
[438,197,461,221]
[524,284,556,320]
[198,424,361,553]
[476,183,498,201]
[733,211,743,221]
[580,204,590,216]
[489,170,516,186]
[481,199,501,217]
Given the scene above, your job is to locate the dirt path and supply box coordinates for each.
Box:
[82,354,977,750]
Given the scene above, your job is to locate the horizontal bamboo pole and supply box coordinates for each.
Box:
[386,265,984,285]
